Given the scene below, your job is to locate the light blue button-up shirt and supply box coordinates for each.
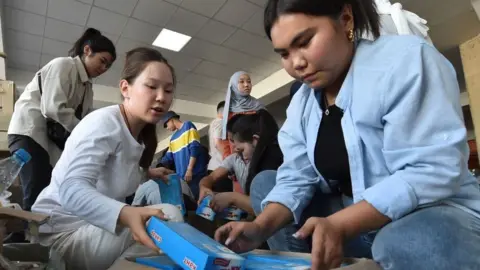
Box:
[262,35,480,223]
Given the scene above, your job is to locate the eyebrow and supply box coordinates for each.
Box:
[147,78,173,86]
[273,27,315,53]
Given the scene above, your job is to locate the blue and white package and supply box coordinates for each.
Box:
[156,174,186,215]
[244,253,311,270]
[135,255,182,270]
[221,206,245,221]
[196,195,215,221]
[147,217,245,270]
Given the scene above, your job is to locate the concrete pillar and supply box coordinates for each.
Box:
[0,0,6,80]
[460,34,480,163]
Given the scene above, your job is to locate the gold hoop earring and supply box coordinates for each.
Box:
[348,29,354,43]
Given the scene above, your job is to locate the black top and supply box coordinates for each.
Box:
[245,142,283,195]
[314,92,353,197]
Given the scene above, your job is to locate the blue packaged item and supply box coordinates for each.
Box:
[156,174,186,215]
[135,255,182,270]
[147,217,245,270]
[221,206,245,221]
[244,253,311,270]
[196,195,215,221]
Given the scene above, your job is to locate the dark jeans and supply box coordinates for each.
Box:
[8,135,53,212]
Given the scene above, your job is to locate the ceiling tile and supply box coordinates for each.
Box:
[93,0,138,16]
[176,82,216,100]
[4,0,48,16]
[402,0,473,27]
[195,19,236,44]
[40,54,57,67]
[181,73,225,91]
[4,7,46,36]
[173,69,189,82]
[223,29,276,61]
[42,38,72,57]
[429,10,480,51]
[245,0,267,7]
[87,7,129,35]
[47,0,91,26]
[214,0,258,27]
[164,0,183,5]
[193,61,237,81]
[180,0,226,17]
[44,18,85,43]
[77,0,94,4]
[132,0,177,27]
[182,38,239,66]
[165,8,209,36]
[115,37,149,54]
[122,18,163,43]
[241,7,265,36]
[5,29,43,53]
[7,48,41,72]
[158,50,202,71]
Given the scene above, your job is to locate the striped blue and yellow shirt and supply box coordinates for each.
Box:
[160,121,207,180]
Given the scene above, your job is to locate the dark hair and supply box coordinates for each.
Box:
[230,110,279,195]
[264,0,380,40]
[122,47,177,169]
[69,28,117,61]
[217,101,225,112]
[227,114,244,133]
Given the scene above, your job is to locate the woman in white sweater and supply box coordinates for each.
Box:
[32,47,183,269]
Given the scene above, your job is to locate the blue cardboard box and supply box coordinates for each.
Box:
[135,255,182,270]
[244,253,311,270]
[156,174,186,215]
[146,217,245,270]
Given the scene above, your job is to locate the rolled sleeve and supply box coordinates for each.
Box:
[361,42,466,220]
[261,97,319,224]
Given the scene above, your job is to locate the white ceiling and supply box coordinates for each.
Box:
[3,0,279,105]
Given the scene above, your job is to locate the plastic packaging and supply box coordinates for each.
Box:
[0,149,31,205]
[196,195,215,221]
[156,174,186,215]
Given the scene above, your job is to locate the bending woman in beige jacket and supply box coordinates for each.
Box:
[8,28,116,213]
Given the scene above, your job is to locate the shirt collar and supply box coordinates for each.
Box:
[73,56,91,84]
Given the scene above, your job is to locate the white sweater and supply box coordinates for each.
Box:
[32,105,145,235]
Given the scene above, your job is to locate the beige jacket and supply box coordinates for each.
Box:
[8,56,93,164]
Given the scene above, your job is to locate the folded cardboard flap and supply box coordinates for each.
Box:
[0,207,48,224]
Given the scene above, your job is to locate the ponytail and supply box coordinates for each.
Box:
[68,27,116,61]
[138,124,158,169]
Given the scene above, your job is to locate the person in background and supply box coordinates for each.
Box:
[215,0,480,269]
[220,72,265,159]
[160,112,208,200]
[8,28,116,213]
[31,47,183,269]
[370,0,433,44]
[199,110,283,215]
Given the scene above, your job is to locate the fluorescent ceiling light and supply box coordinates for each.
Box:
[152,28,191,52]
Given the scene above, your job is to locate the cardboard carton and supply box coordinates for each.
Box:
[0,81,14,116]
[156,174,186,215]
[146,217,245,270]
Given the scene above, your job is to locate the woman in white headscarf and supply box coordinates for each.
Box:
[219,71,264,192]
[364,0,433,44]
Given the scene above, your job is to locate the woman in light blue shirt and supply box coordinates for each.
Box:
[215,0,480,269]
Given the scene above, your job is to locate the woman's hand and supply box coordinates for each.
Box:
[118,205,168,251]
[214,221,265,253]
[198,185,214,204]
[148,167,174,183]
[293,217,345,270]
[184,168,193,182]
[210,192,234,212]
